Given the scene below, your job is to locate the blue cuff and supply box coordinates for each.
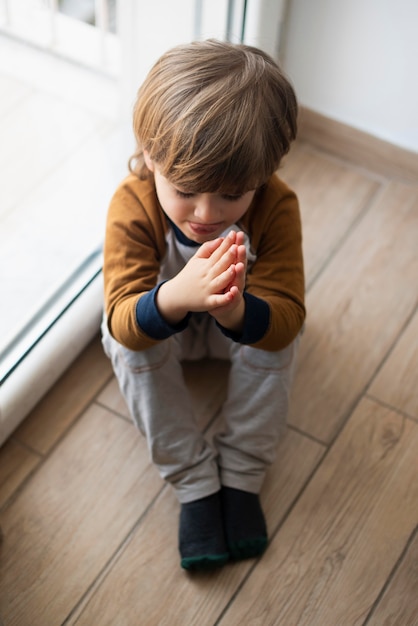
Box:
[216,292,270,344]
[136,284,191,340]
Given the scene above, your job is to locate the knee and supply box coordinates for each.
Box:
[117,340,172,373]
[240,337,299,373]
[103,326,173,373]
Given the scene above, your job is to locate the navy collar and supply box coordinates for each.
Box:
[166,217,200,247]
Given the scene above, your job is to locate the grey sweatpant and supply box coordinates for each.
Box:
[102,315,300,504]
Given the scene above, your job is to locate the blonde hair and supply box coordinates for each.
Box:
[129,39,298,193]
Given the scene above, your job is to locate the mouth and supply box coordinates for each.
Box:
[188,221,224,236]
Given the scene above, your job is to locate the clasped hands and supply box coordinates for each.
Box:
[156,230,247,333]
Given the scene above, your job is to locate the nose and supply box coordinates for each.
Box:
[193,195,220,223]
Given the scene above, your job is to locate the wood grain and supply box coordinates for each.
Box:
[369,309,418,419]
[281,142,381,286]
[218,398,418,626]
[367,527,418,625]
[0,403,163,626]
[0,438,40,509]
[14,336,112,454]
[70,429,324,625]
[289,181,418,442]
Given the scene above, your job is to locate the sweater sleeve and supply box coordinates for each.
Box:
[135,284,191,339]
[239,176,306,351]
[103,176,169,351]
[216,291,270,344]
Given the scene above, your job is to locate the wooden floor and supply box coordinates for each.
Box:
[1,139,417,625]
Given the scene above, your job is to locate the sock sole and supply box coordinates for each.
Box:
[181,552,229,571]
[228,536,268,561]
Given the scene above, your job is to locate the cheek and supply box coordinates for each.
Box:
[164,196,191,220]
[172,195,190,212]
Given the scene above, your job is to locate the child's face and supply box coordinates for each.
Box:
[144,153,255,244]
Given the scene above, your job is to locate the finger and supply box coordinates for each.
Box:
[228,285,240,299]
[226,261,245,292]
[211,263,236,294]
[207,290,234,309]
[235,231,245,246]
[234,261,246,277]
[194,237,223,259]
[210,244,238,278]
[236,244,247,265]
[234,261,246,290]
[209,230,236,263]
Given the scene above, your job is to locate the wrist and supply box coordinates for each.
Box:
[213,297,245,334]
[156,279,189,325]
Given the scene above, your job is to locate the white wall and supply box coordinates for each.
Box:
[282,0,418,153]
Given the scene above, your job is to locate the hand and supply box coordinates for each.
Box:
[209,230,247,332]
[156,231,246,325]
[219,230,247,297]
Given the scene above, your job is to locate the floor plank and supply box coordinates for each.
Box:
[367,527,418,625]
[0,438,40,510]
[69,429,324,625]
[369,308,418,419]
[288,181,418,442]
[281,142,381,286]
[218,398,418,625]
[0,403,163,626]
[14,336,112,455]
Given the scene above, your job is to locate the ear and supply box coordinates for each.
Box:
[143,150,154,172]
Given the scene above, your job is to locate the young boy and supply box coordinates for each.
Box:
[102,39,305,571]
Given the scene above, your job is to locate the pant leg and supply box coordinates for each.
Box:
[215,334,301,494]
[101,319,220,503]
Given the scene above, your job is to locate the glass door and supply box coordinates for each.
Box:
[0,0,129,442]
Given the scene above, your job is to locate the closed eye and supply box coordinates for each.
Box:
[174,189,243,201]
[221,194,244,201]
[175,190,195,199]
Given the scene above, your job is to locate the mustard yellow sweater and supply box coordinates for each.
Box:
[103,173,305,352]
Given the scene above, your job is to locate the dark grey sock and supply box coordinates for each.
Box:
[221,486,268,560]
[179,491,229,571]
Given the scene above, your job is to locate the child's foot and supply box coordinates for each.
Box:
[221,486,268,560]
[179,491,229,571]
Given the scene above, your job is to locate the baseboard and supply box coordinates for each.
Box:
[298,107,418,182]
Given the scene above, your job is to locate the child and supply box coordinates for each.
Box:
[102,39,305,571]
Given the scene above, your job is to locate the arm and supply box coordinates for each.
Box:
[241,182,306,351]
[103,177,169,351]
